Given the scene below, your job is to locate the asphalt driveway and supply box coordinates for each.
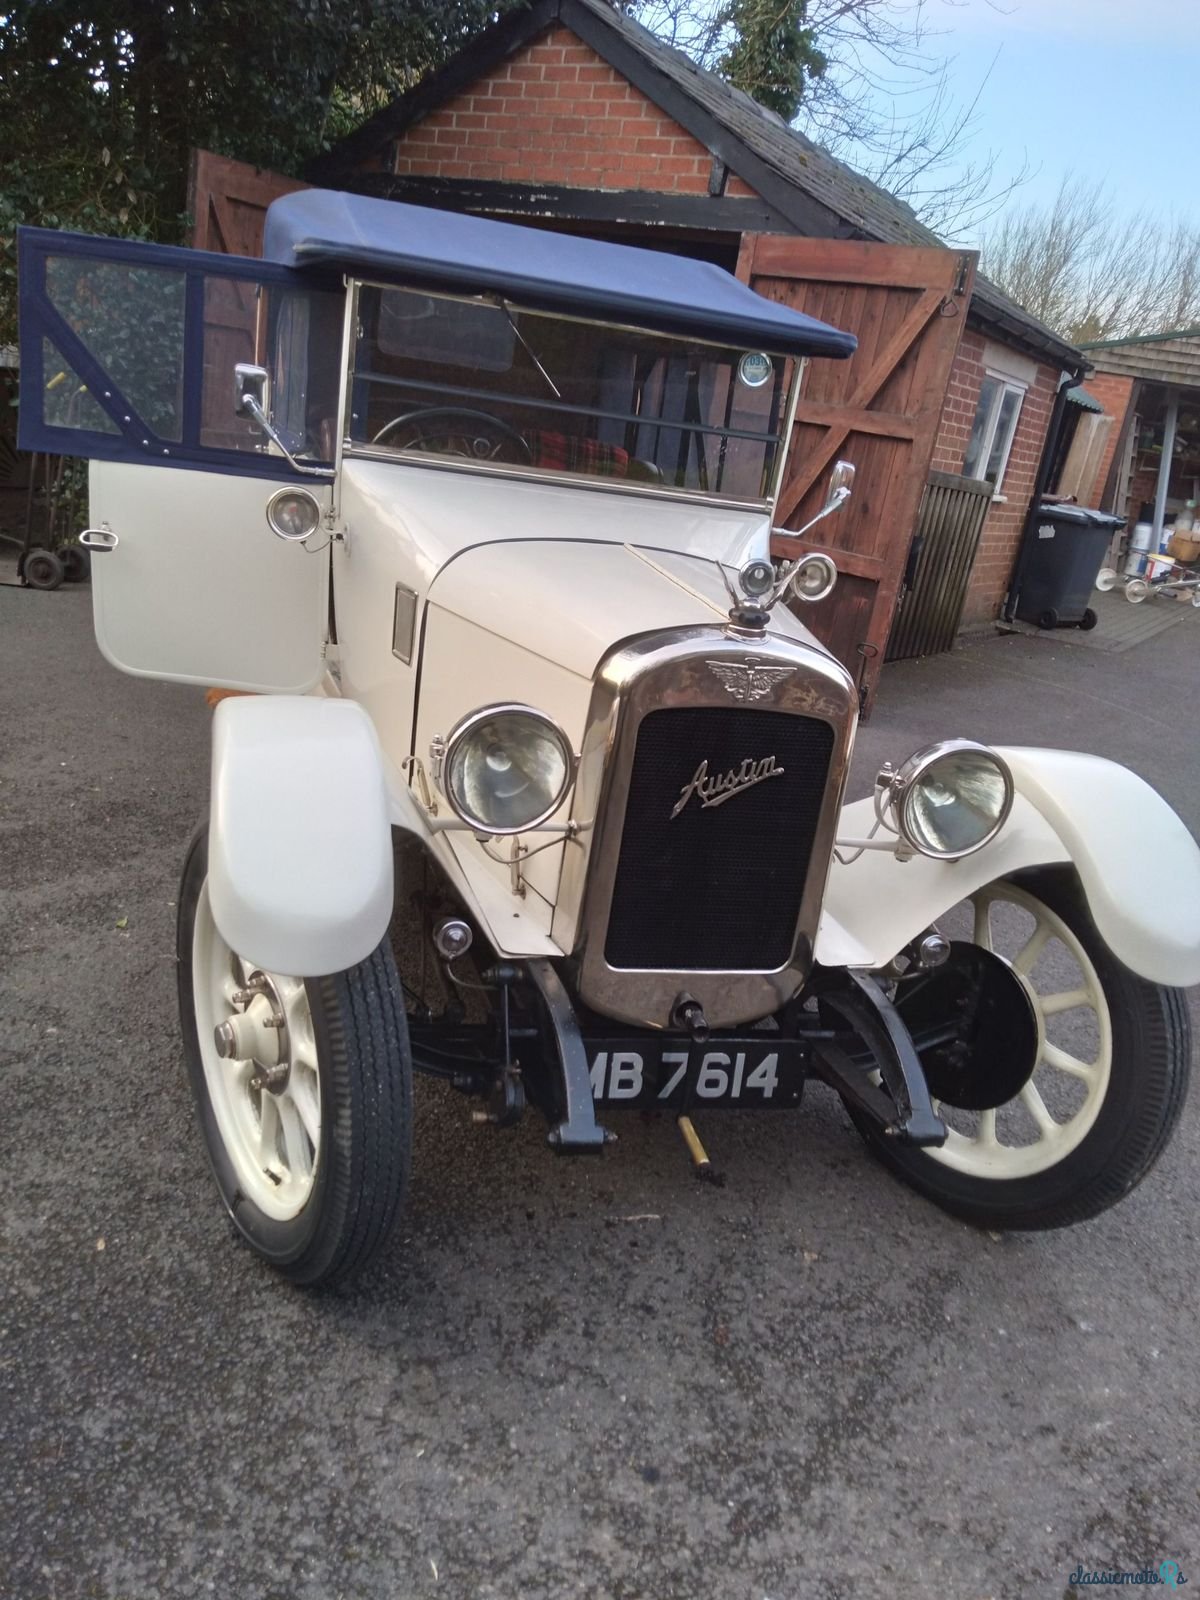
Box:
[2,585,1198,1600]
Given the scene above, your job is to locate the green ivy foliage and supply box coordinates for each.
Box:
[0,0,511,346]
[717,0,825,123]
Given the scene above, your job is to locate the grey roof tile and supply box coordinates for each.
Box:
[573,0,1081,367]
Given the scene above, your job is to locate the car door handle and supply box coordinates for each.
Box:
[79,527,119,553]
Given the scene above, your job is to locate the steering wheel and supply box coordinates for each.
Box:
[372,406,532,465]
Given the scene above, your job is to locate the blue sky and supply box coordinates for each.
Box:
[909,0,1199,235]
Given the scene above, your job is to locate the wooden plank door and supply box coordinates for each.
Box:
[187,149,306,257]
[886,471,992,661]
[737,236,976,712]
[187,151,310,446]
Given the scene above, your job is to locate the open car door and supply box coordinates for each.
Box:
[17,229,343,692]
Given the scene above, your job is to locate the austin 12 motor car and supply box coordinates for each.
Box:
[18,191,1200,1286]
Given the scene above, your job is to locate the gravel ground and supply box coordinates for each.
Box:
[2,583,1197,1600]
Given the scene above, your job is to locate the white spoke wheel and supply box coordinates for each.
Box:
[847,868,1191,1231]
[176,827,412,1285]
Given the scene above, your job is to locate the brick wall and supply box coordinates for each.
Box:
[930,328,1060,624]
[1080,369,1136,511]
[928,328,987,477]
[390,25,715,193]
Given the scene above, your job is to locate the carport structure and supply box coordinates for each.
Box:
[1080,329,1200,541]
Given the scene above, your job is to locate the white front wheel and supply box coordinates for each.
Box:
[848,869,1191,1231]
[192,883,322,1221]
[177,827,412,1285]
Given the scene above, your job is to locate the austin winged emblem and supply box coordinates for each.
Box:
[706,660,794,703]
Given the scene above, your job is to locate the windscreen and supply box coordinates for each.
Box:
[349,284,791,502]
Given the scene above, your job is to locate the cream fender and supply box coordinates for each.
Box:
[208,696,393,976]
[816,747,1200,989]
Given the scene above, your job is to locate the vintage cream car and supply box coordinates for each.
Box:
[19,192,1200,1286]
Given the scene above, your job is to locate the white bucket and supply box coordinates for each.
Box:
[1124,521,1155,575]
[1146,551,1175,582]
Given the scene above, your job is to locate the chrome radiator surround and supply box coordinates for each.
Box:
[552,625,858,1030]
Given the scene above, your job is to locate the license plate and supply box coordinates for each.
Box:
[587,1042,804,1108]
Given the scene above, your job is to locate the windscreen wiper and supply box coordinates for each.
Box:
[499,299,562,399]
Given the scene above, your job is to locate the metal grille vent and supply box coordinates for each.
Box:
[604,706,834,971]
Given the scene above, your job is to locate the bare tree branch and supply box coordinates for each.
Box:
[979,175,1200,341]
[628,0,1031,240]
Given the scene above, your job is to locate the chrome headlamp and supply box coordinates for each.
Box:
[880,739,1013,859]
[437,704,574,835]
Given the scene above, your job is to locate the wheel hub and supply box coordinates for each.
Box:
[894,942,1040,1111]
[212,970,291,1092]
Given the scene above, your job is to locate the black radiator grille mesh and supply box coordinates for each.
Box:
[604,706,835,971]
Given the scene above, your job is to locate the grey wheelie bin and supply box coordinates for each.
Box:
[1014,501,1126,631]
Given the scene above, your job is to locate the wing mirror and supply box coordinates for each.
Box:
[772,458,855,546]
[824,458,855,511]
[233,362,269,419]
[743,459,854,616]
[232,362,333,480]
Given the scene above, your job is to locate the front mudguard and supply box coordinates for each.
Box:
[816,746,1200,989]
[208,696,393,976]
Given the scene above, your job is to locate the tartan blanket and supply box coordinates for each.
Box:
[526,429,630,477]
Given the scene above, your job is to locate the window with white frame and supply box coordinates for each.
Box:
[963,372,1026,492]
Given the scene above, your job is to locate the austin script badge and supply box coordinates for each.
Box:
[670,755,785,818]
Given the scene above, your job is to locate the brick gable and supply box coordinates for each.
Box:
[390,25,723,195]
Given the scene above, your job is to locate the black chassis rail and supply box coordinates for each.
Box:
[408,961,948,1154]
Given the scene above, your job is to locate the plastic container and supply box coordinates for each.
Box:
[1015,502,1127,629]
[1145,551,1175,582]
[1125,520,1155,576]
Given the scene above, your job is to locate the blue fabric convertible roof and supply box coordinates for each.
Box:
[263,188,856,360]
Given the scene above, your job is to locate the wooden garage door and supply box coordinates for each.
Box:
[738,237,977,712]
[187,151,310,446]
[187,149,306,257]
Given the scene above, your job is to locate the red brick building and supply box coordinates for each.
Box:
[195,0,1086,683]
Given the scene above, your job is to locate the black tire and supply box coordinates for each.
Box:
[177,826,412,1286]
[848,867,1191,1231]
[59,545,90,582]
[23,547,65,590]
[1079,606,1099,631]
[1037,607,1058,629]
